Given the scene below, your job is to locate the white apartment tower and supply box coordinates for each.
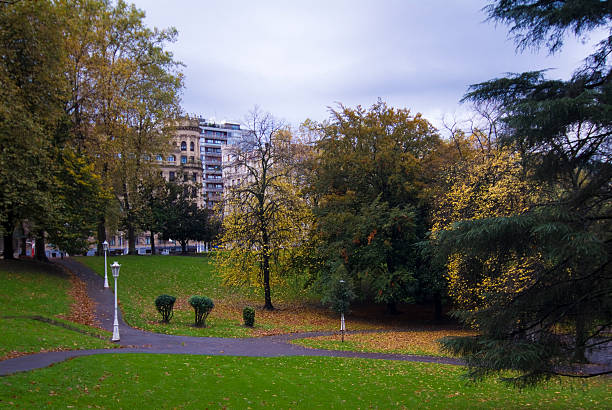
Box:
[198,117,245,209]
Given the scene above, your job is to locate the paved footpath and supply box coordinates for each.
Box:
[0,259,463,376]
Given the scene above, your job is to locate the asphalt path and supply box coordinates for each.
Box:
[0,258,463,376]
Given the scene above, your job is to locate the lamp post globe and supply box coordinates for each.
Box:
[111,261,121,341]
[103,240,109,288]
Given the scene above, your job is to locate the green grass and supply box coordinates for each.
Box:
[0,260,75,317]
[0,354,609,408]
[77,255,259,338]
[0,260,114,359]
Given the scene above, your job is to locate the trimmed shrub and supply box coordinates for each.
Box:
[154,294,176,323]
[189,295,214,327]
[243,306,255,327]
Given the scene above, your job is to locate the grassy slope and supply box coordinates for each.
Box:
[0,260,114,359]
[78,255,392,338]
[0,354,609,408]
[77,255,255,337]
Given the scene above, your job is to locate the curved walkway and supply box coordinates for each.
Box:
[0,258,462,376]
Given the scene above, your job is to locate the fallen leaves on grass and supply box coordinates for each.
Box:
[295,328,476,356]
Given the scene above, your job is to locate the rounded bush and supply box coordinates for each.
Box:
[189,295,214,327]
[154,294,176,323]
[243,306,255,327]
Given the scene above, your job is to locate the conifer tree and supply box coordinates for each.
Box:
[437,0,612,385]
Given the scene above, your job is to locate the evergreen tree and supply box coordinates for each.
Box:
[437,0,612,385]
[158,181,216,254]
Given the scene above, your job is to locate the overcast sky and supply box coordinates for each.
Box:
[130,0,598,131]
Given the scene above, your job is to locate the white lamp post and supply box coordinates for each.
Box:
[103,240,109,288]
[111,261,121,342]
[339,279,346,342]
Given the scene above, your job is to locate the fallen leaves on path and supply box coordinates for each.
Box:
[59,272,99,328]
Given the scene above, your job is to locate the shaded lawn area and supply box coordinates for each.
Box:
[78,255,438,338]
[0,260,114,360]
[292,328,476,357]
[0,354,609,408]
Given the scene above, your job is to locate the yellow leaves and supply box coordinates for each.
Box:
[430,145,546,310]
[446,252,539,309]
[431,146,537,233]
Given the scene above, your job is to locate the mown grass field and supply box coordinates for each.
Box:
[0,354,609,408]
[77,255,427,338]
[0,260,114,360]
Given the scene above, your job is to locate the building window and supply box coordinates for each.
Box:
[145,236,151,245]
[156,154,162,161]
[190,141,194,151]
[183,172,188,182]
[181,155,187,164]
[159,171,163,178]
[109,237,115,246]
[169,171,175,181]
[189,156,194,163]
[168,155,175,162]
[181,141,187,151]
[192,172,197,182]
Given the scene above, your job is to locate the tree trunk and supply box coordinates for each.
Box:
[3,232,15,260]
[262,238,274,310]
[34,230,48,262]
[385,302,399,315]
[433,292,443,322]
[122,181,137,255]
[150,232,156,255]
[97,217,106,256]
[573,311,588,363]
[128,223,136,255]
[2,216,15,260]
[181,240,187,254]
[19,236,26,257]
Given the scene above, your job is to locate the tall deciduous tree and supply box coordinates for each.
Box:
[0,0,67,258]
[59,0,182,255]
[310,101,441,314]
[216,109,312,310]
[436,0,612,385]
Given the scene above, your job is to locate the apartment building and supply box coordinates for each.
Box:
[159,117,204,207]
[198,118,246,209]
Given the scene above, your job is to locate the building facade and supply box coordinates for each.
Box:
[159,118,204,207]
[198,118,246,209]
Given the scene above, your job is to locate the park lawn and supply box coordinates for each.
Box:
[292,328,476,357]
[77,255,397,338]
[0,354,609,409]
[0,260,114,360]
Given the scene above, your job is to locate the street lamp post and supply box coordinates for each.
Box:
[111,261,121,342]
[103,240,109,288]
[339,279,346,342]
